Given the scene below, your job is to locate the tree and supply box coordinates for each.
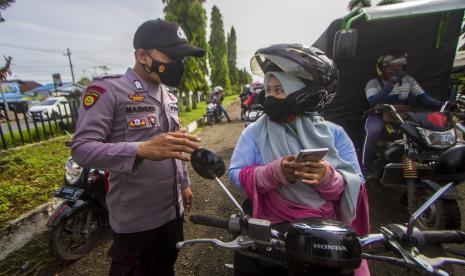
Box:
[347,0,403,10]
[0,56,12,81]
[209,5,231,91]
[237,67,252,86]
[163,0,209,111]
[77,77,91,86]
[0,0,14,22]
[227,26,239,87]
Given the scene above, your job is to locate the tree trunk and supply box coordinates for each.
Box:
[185,91,192,112]
[192,91,199,109]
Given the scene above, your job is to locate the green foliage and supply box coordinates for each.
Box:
[238,67,252,85]
[347,0,371,10]
[163,0,209,97]
[179,95,237,125]
[227,26,239,86]
[0,136,69,223]
[209,5,231,90]
[78,77,91,86]
[0,121,62,149]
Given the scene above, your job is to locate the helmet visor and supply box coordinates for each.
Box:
[250,54,314,81]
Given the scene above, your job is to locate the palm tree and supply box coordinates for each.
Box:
[377,0,403,6]
[0,56,12,81]
[347,0,371,11]
[348,0,404,10]
[0,0,14,22]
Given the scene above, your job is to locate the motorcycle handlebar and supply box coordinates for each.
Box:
[422,230,465,245]
[190,215,230,230]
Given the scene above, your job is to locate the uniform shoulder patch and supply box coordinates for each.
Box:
[83,85,106,110]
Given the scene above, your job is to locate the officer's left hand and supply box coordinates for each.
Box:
[182,187,193,211]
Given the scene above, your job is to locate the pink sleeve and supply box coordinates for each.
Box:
[313,162,345,201]
[239,158,291,195]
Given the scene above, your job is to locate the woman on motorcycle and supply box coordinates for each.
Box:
[229,44,370,276]
[362,51,443,174]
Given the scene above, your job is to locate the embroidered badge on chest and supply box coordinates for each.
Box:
[128,118,146,127]
[83,85,106,109]
[128,92,145,102]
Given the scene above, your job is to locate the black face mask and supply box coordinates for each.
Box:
[145,57,185,87]
[263,96,294,122]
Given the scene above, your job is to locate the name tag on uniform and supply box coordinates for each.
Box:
[168,103,179,113]
[126,105,157,114]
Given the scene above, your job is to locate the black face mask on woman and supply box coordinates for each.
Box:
[262,96,294,122]
[145,57,185,87]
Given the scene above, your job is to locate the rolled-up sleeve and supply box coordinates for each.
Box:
[71,81,140,173]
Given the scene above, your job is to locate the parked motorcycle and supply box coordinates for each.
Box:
[366,103,465,230]
[180,148,465,276]
[205,102,223,126]
[47,122,108,262]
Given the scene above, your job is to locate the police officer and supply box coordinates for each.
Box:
[71,19,205,276]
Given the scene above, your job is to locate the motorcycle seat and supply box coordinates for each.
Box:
[406,112,454,131]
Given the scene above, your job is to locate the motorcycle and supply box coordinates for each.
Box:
[205,101,223,126]
[243,103,264,128]
[366,103,465,230]
[47,122,108,262]
[179,148,465,276]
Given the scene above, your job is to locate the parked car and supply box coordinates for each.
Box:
[28,97,70,120]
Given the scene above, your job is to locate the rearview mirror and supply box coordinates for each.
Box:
[333,29,358,62]
[191,149,226,179]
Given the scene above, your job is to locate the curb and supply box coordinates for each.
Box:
[0,117,207,262]
[0,199,62,261]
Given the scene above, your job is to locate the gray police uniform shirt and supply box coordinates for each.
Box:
[71,68,190,233]
[365,75,425,101]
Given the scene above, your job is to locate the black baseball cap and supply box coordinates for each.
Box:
[133,19,205,60]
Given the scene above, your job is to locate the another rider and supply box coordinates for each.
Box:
[229,44,370,276]
[362,51,443,174]
[209,85,231,122]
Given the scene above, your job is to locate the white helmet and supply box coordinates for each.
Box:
[214,86,224,93]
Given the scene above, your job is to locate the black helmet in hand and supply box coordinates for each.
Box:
[250,44,338,113]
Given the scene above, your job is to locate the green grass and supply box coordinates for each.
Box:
[179,95,238,126]
[0,136,69,224]
[0,122,62,149]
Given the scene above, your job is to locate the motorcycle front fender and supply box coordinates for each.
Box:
[47,200,93,227]
[419,179,462,200]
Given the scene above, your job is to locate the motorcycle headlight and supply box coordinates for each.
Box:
[65,157,83,185]
[417,127,456,149]
[248,111,258,120]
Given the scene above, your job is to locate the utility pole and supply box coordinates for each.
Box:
[64,48,75,83]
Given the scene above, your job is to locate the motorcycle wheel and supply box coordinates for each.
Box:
[415,187,461,230]
[49,207,104,262]
[207,115,215,126]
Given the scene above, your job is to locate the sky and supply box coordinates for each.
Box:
[0,0,436,85]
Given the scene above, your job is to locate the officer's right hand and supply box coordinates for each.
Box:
[136,130,201,162]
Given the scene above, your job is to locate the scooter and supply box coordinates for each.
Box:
[47,122,108,262]
[243,103,264,128]
[205,102,223,126]
[179,148,465,276]
[366,103,465,230]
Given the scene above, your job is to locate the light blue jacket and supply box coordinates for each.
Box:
[228,121,363,189]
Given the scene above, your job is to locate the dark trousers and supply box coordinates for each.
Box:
[108,216,183,276]
[361,114,385,170]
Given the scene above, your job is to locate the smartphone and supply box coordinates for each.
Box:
[296,148,329,162]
